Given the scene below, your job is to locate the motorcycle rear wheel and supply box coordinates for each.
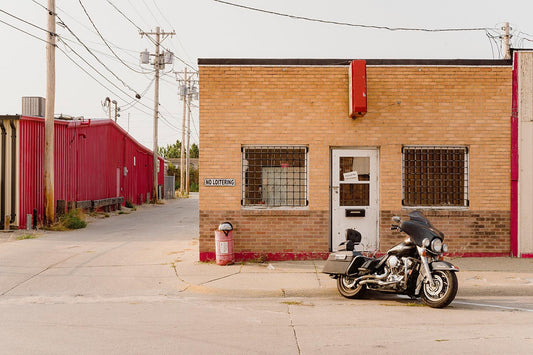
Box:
[421,270,458,308]
[337,275,366,299]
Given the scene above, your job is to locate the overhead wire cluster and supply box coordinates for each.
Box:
[5,1,533,144]
[214,0,533,58]
[2,0,198,138]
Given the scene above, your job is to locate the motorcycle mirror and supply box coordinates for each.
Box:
[392,216,401,224]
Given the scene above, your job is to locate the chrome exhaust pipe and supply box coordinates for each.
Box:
[353,267,390,284]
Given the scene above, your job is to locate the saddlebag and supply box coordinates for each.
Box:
[322,251,365,275]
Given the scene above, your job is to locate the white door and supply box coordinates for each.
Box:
[331,149,379,251]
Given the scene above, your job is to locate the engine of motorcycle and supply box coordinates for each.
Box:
[385,256,405,286]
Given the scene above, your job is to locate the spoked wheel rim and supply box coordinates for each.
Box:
[337,275,366,299]
[423,271,450,302]
[340,276,357,289]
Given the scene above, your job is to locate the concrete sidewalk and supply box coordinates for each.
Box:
[1,195,532,299]
[173,246,533,298]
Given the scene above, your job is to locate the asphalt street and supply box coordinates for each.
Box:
[0,195,532,354]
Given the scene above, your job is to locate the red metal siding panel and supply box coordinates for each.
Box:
[19,117,45,227]
[18,117,161,228]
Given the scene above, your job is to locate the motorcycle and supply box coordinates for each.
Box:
[322,210,459,308]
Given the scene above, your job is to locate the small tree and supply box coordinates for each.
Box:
[190,143,199,158]
[158,140,182,158]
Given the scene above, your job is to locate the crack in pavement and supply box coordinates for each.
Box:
[198,263,244,286]
[171,262,191,292]
[286,304,302,355]
[0,253,82,296]
[313,261,322,287]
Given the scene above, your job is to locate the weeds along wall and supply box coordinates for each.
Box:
[198,60,513,260]
[17,116,164,228]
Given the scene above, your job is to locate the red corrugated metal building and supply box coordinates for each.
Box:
[0,115,164,228]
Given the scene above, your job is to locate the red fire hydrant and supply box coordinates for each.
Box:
[215,222,234,265]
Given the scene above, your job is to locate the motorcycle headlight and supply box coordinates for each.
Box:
[431,238,443,253]
[442,243,448,253]
[422,238,430,247]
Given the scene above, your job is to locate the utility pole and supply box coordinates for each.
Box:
[139,27,175,203]
[503,22,511,60]
[176,69,198,197]
[113,100,120,122]
[186,96,191,196]
[180,67,187,196]
[44,0,56,226]
[104,97,111,120]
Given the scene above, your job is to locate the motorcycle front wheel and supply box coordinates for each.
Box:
[337,275,366,299]
[421,270,458,308]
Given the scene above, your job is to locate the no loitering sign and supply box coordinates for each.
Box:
[204,178,235,187]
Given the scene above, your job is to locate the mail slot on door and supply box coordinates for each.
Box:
[345,209,365,217]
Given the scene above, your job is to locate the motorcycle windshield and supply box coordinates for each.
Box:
[400,211,444,246]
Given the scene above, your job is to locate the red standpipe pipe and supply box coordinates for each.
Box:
[510,52,519,257]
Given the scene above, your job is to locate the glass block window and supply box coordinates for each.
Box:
[402,146,469,207]
[242,146,308,207]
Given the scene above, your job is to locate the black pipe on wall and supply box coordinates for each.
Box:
[0,120,6,227]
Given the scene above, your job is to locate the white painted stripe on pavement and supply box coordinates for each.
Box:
[454,301,533,312]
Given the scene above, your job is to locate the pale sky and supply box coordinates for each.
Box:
[2,0,533,149]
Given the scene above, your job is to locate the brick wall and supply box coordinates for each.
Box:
[380,211,510,256]
[199,63,512,260]
[199,210,329,261]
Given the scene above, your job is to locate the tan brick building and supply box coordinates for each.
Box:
[198,58,512,261]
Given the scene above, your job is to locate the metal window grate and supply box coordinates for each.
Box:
[402,146,469,207]
[242,146,308,207]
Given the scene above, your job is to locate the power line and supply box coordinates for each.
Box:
[145,0,195,66]
[77,0,148,74]
[151,0,175,31]
[106,0,197,71]
[57,43,129,101]
[141,0,160,25]
[0,17,52,44]
[188,102,199,141]
[106,0,143,31]
[57,37,141,101]
[33,0,144,61]
[25,1,180,135]
[0,8,54,35]
[57,37,168,121]
[214,0,495,33]
[120,77,155,110]
[56,14,142,98]
[126,0,151,28]
[60,35,154,73]
[30,0,48,11]
[30,3,148,93]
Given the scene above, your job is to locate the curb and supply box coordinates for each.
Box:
[179,282,533,298]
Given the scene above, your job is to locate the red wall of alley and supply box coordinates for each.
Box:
[18,116,164,227]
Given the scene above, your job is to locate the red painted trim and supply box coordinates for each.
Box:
[520,253,533,258]
[511,52,519,257]
[444,252,510,258]
[199,252,330,262]
[199,251,511,262]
